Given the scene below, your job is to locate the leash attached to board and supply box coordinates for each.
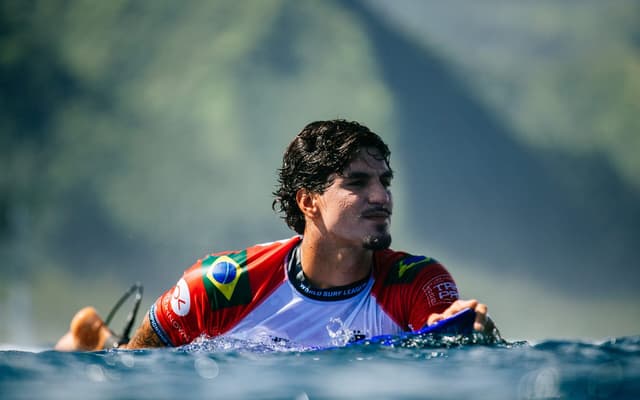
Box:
[103,282,144,348]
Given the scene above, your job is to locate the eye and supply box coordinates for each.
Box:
[347,179,366,188]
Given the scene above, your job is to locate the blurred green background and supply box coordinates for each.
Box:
[1,0,639,346]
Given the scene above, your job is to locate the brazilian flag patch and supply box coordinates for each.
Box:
[202,251,252,310]
[385,255,435,285]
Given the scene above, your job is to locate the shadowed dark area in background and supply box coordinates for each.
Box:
[347,0,640,297]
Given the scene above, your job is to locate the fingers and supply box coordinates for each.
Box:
[427,299,492,333]
[473,302,488,332]
[451,299,478,315]
[427,312,444,326]
[427,299,479,326]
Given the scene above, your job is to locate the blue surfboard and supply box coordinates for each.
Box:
[349,308,476,346]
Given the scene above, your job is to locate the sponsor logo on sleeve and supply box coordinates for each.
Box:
[160,293,191,344]
[170,278,191,316]
[421,274,459,307]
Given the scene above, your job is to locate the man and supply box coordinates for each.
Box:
[56,119,494,351]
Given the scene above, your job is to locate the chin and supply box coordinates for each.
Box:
[362,233,392,250]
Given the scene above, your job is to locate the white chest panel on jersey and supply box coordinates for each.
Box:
[227,276,402,348]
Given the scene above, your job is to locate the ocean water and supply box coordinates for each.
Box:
[1,334,639,399]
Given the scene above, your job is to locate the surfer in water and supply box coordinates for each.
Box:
[56,119,496,351]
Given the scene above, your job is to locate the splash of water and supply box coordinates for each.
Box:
[178,334,313,353]
[325,317,354,347]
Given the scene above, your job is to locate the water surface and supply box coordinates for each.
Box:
[1,335,638,399]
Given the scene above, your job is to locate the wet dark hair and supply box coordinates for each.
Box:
[272,119,391,234]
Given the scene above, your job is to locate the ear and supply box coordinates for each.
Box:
[296,188,318,218]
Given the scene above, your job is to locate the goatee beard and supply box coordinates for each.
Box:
[363,233,392,250]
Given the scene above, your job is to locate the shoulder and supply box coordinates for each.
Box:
[182,236,300,306]
[373,249,451,285]
[373,249,459,316]
[187,236,301,274]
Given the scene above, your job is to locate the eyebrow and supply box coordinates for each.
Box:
[342,170,394,180]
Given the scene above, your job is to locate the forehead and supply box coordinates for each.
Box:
[342,147,390,174]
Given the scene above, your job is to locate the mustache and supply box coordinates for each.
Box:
[361,206,392,218]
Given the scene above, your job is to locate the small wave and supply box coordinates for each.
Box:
[0,343,47,353]
[531,335,640,361]
[2,335,638,399]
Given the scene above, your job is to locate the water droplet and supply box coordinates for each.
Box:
[194,357,219,379]
[103,352,117,366]
[86,364,107,382]
[119,352,135,368]
[295,392,309,400]
[517,367,561,399]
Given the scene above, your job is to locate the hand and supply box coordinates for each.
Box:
[427,299,494,334]
[54,307,114,351]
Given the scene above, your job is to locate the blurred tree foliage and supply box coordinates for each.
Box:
[0,0,393,286]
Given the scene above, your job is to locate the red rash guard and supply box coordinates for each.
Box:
[150,236,459,348]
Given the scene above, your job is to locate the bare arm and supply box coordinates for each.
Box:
[122,313,166,349]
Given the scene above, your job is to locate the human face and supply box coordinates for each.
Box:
[314,147,393,250]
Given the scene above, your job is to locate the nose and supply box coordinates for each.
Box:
[369,181,392,206]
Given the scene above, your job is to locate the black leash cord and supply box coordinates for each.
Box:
[104,282,144,346]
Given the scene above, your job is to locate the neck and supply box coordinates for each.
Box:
[299,233,373,289]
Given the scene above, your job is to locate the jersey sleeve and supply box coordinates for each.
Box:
[373,252,461,332]
[149,260,210,347]
[407,259,460,331]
